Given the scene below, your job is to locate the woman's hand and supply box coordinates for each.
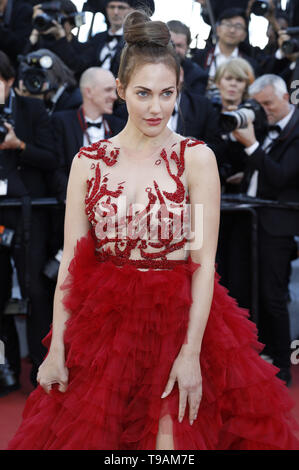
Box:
[37,351,69,394]
[161,350,202,425]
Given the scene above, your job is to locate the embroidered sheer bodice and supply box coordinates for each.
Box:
[78,136,204,269]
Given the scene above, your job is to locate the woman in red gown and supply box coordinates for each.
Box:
[7,10,299,450]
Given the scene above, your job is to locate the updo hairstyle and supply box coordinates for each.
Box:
[118,10,181,90]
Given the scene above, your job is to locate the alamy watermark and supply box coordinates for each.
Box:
[291,340,299,365]
[290,80,299,105]
[94,197,204,250]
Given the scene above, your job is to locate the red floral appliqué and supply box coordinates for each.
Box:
[79,138,204,268]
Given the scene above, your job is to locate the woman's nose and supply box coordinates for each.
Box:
[149,97,162,114]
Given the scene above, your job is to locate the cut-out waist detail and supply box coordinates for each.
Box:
[94,250,188,271]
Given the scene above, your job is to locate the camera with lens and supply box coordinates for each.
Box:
[280,26,299,55]
[0,109,14,143]
[219,99,267,134]
[18,52,57,95]
[32,1,85,33]
[251,0,270,16]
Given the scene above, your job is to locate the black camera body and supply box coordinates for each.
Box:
[281,26,299,55]
[0,110,14,143]
[251,0,270,16]
[32,1,85,32]
[219,99,267,134]
[18,52,56,95]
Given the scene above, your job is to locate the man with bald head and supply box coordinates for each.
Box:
[50,67,126,202]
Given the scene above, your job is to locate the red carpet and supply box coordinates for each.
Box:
[1,358,299,450]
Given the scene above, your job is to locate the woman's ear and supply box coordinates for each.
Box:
[116,78,125,101]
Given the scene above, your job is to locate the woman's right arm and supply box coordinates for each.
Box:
[37,153,91,393]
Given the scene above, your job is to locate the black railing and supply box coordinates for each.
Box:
[1,195,298,324]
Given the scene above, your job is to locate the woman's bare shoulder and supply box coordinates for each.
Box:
[183,140,219,191]
[184,140,216,168]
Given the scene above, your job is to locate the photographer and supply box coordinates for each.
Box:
[24,0,88,77]
[37,0,134,79]
[232,74,299,386]
[212,57,261,193]
[211,57,263,318]
[0,51,57,396]
[41,0,154,79]
[17,49,82,114]
[0,0,33,64]
[192,8,260,88]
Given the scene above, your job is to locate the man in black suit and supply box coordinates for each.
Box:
[167,20,208,96]
[168,87,222,154]
[0,51,57,395]
[233,74,299,386]
[192,8,259,85]
[51,67,125,203]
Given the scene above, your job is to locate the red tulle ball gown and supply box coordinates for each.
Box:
[7,138,299,450]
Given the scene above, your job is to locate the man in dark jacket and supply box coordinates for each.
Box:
[0,51,57,396]
[192,8,260,84]
[168,87,222,155]
[233,73,299,387]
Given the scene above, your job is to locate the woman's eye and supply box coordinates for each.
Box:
[163,91,173,97]
[137,91,148,97]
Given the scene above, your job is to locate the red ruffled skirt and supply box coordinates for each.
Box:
[7,232,299,450]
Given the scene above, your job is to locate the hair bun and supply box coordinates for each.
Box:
[124,10,171,47]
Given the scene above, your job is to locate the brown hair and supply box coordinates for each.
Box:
[118,10,181,90]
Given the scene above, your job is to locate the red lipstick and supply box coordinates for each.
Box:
[145,118,162,126]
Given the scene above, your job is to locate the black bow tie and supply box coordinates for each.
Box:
[86,121,102,129]
[108,34,122,42]
[268,124,281,134]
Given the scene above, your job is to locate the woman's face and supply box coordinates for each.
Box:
[118,62,178,137]
[218,70,247,106]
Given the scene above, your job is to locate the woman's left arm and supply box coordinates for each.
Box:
[161,143,221,425]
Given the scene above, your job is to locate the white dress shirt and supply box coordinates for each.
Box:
[83,116,105,147]
[99,27,123,71]
[245,104,295,197]
[209,43,239,79]
[167,96,181,132]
